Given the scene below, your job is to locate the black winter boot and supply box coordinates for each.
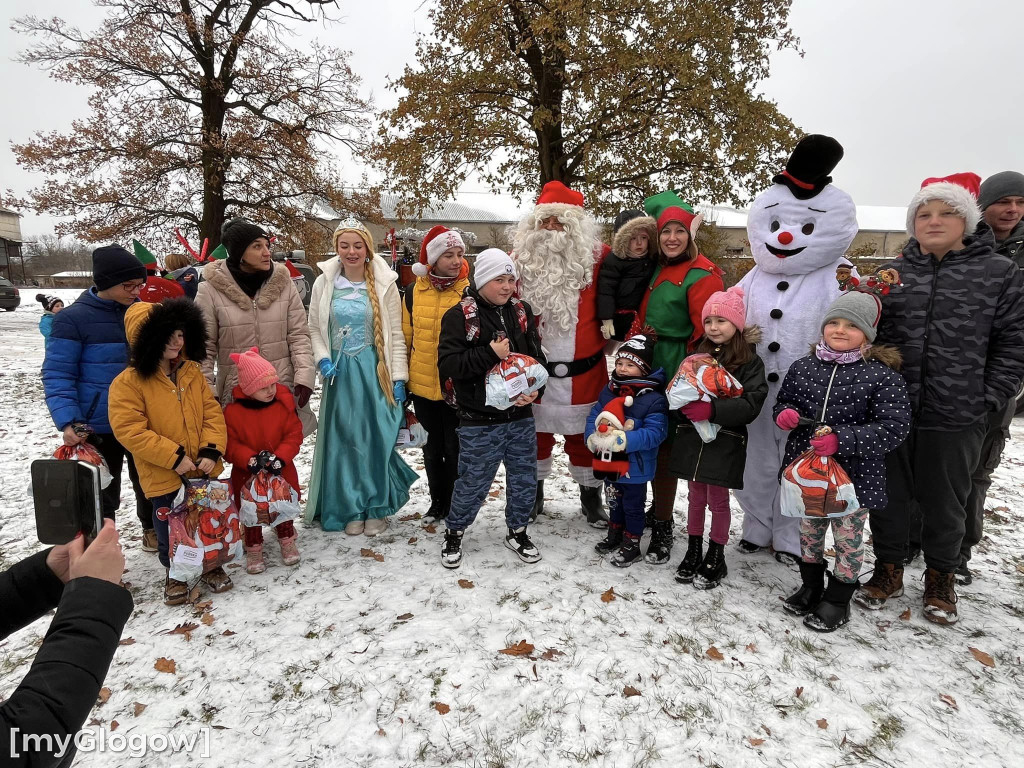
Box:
[644,502,656,530]
[611,534,643,568]
[693,540,728,590]
[441,529,464,569]
[580,485,609,528]
[644,519,674,564]
[783,561,827,616]
[803,573,857,632]
[595,523,625,555]
[674,535,704,584]
[529,480,545,522]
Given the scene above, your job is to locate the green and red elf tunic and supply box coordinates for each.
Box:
[633,195,724,377]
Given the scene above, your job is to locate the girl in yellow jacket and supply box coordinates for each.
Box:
[402,226,471,526]
[109,298,228,605]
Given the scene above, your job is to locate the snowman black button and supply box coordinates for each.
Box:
[770,309,783,319]
[767,372,779,383]
[777,281,790,290]
[768,342,781,352]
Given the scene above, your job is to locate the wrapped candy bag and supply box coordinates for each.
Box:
[484,353,548,410]
[396,408,428,449]
[53,442,114,489]
[780,427,860,518]
[240,472,301,528]
[667,353,744,442]
[164,478,242,585]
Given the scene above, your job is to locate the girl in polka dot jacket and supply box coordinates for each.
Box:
[773,290,911,633]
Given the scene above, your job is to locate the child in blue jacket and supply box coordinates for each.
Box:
[586,331,668,566]
[36,294,65,348]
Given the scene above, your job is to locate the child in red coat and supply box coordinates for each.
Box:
[223,347,304,573]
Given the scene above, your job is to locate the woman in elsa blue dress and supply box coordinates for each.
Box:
[305,219,418,536]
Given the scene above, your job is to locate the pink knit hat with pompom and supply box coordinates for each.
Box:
[229,347,278,395]
[702,286,746,331]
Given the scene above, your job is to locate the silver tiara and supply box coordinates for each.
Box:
[336,217,369,233]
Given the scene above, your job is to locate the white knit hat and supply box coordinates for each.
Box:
[905,173,982,237]
[472,248,518,288]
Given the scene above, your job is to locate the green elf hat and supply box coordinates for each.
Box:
[208,243,229,261]
[643,190,702,238]
[132,239,160,275]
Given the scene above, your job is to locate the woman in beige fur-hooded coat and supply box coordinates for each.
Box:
[195,218,316,434]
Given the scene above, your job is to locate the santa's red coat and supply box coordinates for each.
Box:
[223,384,304,505]
[532,244,610,436]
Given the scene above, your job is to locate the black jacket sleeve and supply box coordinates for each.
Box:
[0,574,134,768]
[0,550,65,639]
[437,304,500,383]
[984,263,1024,409]
[710,355,769,428]
[595,256,621,320]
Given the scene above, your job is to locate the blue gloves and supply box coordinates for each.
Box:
[393,381,406,402]
[318,358,336,379]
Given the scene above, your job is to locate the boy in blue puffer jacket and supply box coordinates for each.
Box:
[42,245,155,540]
[586,331,668,567]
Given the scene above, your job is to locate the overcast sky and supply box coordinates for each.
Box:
[2,0,1022,238]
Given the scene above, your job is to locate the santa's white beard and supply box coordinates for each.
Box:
[515,228,595,334]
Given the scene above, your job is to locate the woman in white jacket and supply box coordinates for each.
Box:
[305,218,417,535]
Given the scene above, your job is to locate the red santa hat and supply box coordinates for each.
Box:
[412,226,467,277]
[284,259,302,279]
[534,181,587,223]
[906,172,981,237]
[595,395,634,431]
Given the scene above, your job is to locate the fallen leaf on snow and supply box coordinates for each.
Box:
[110,721,119,732]
[541,648,564,661]
[969,647,995,668]
[360,548,385,562]
[487,489,500,498]
[760,724,772,736]
[154,657,176,674]
[939,694,958,710]
[166,622,199,640]
[424,524,438,534]
[458,579,475,589]
[133,702,147,717]
[192,600,212,612]
[899,609,911,621]
[433,702,450,715]
[623,685,641,697]
[398,513,420,521]
[817,718,828,729]
[396,613,413,621]
[377,728,386,736]
[498,640,535,657]
[745,643,758,653]
[600,588,616,603]
[97,688,111,704]
[795,686,804,698]
[748,737,765,747]
[408,537,418,544]
[221,630,236,637]
[200,613,215,626]
[705,646,724,661]
[118,638,135,646]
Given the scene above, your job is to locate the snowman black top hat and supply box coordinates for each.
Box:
[773,134,844,200]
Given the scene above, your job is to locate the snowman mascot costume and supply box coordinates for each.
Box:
[735,134,858,562]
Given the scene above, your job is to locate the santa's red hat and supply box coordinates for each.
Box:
[413,225,466,277]
[905,172,982,237]
[533,181,587,224]
[595,395,634,431]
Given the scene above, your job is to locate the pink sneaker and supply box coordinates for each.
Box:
[245,543,266,574]
[279,535,300,566]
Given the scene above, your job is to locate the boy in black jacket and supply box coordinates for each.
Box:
[597,210,658,340]
[437,249,546,569]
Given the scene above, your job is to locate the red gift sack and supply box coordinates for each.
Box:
[780,428,860,518]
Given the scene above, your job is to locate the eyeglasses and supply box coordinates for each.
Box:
[122,281,146,293]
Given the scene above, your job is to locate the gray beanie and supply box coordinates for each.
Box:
[978,171,1024,211]
[821,290,881,343]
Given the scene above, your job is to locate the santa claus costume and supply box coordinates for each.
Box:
[735,135,858,562]
[513,181,612,526]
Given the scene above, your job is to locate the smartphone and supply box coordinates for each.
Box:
[32,459,104,545]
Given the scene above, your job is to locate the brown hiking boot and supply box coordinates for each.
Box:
[163,570,188,606]
[853,561,904,610]
[923,568,958,625]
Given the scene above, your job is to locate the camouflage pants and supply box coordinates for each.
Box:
[800,509,868,584]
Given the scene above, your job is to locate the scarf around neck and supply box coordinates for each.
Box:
[815,339,867,364]
[427,271,459,292]
[227,260,273,299]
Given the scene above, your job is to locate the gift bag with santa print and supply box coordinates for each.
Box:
[239,472,301,528]
[165,478,243,584]
[780,427,860,519]
[666,354,744,442]
[484,353,549,410]
[395,407,428,449]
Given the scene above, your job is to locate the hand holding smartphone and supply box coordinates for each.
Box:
[32,459,103,545]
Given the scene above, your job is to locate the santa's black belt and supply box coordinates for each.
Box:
[544,351,605,378]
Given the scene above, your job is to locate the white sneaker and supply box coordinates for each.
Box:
[364,518,388,537]
[344,519,365,536]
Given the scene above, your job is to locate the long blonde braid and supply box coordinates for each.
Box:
[363,261,396,407]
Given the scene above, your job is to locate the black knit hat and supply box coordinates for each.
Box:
[221,218,270,265]
[616,330,657,375]
[36,293,63,312]
[92,244,147,291]
[612,209,645,233]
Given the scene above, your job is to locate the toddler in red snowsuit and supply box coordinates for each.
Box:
[223,347,304,573]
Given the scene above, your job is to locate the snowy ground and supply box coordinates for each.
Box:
[2,292,1023,768]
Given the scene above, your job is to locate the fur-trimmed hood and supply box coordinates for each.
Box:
[808,341,902,371]
[612,214,659,260]
[201,259,293,312]
[743,324,763,345]
[125,298,209,377]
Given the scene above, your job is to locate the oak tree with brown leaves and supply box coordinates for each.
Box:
[9,0,374,250]
[374,0,803,217]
